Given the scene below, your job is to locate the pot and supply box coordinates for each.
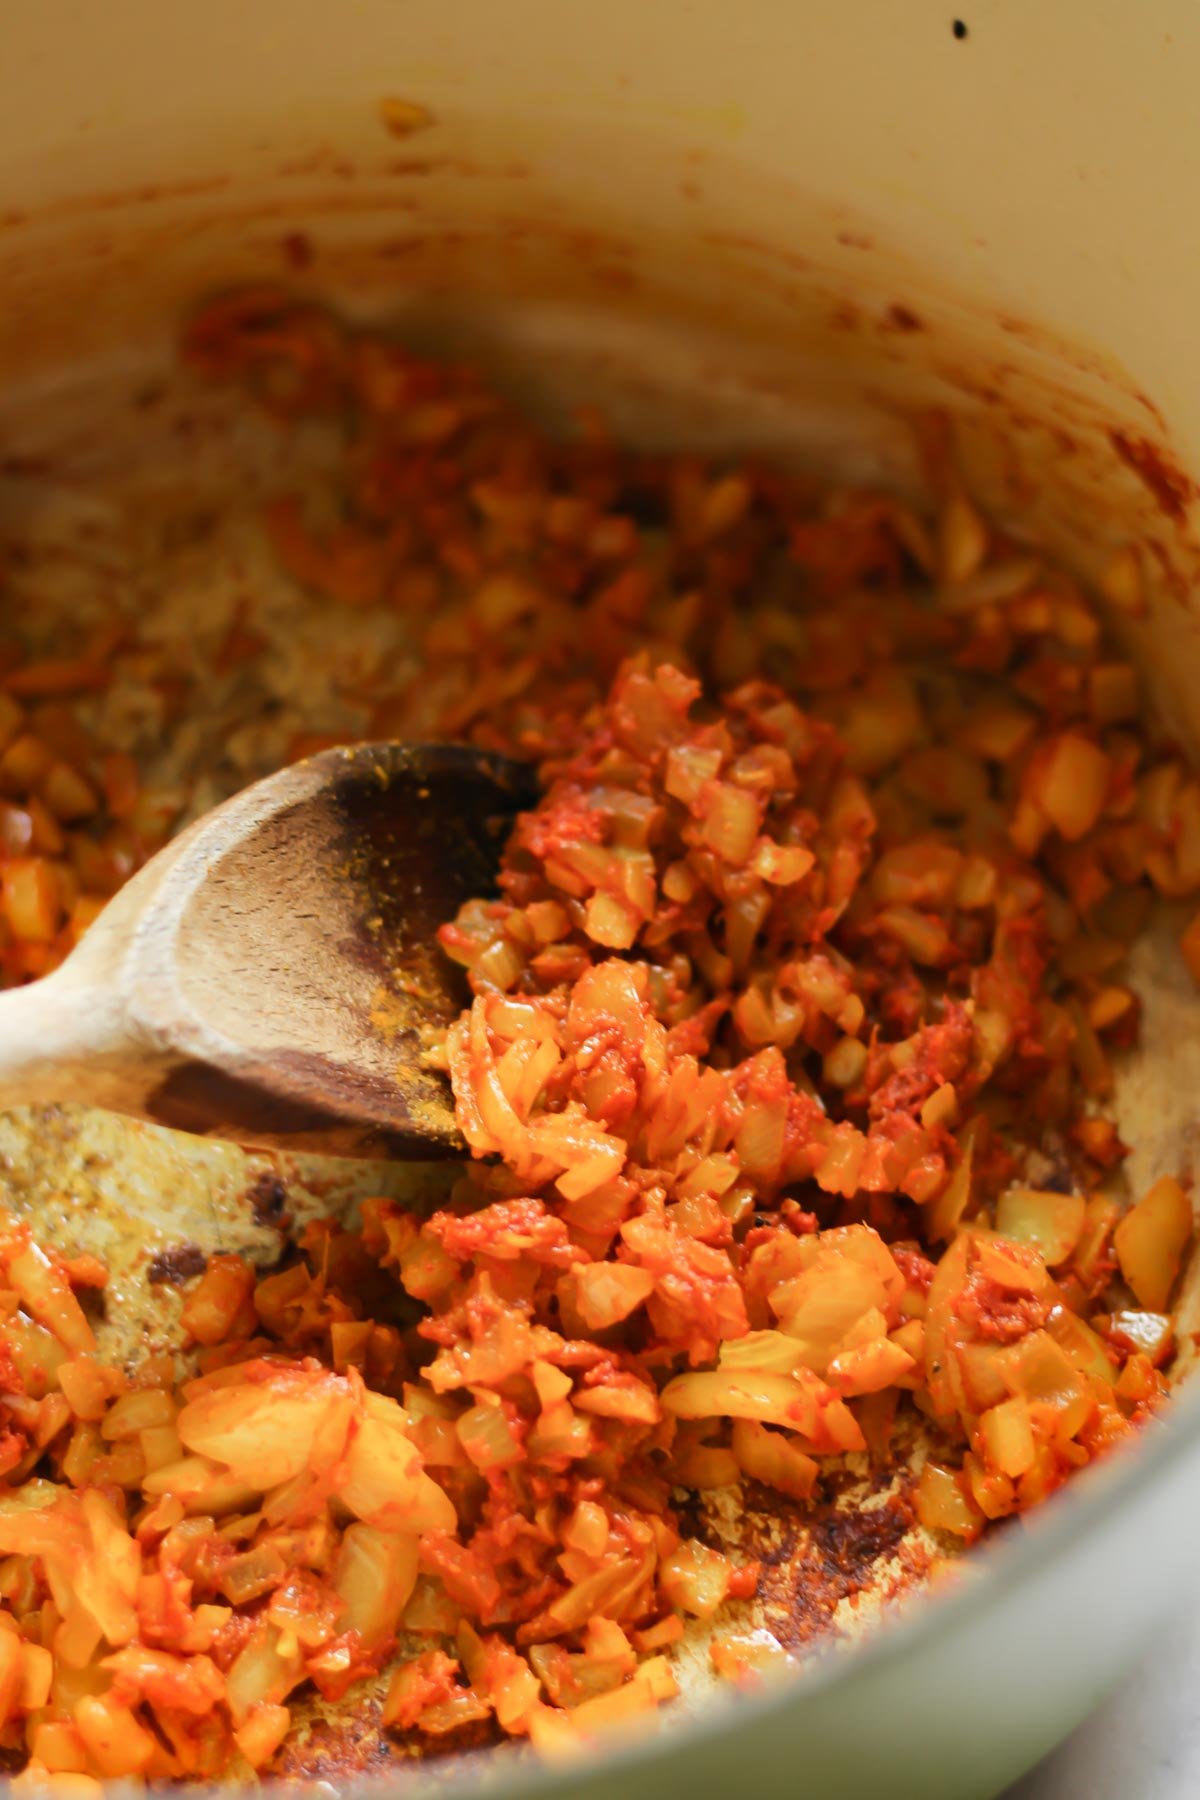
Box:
[2,2,1200,1795]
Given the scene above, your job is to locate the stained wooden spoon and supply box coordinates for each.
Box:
[0,744,536,1158]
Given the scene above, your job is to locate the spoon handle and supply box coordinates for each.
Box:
[0,966,161,1117]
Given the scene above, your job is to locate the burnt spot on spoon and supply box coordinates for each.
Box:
[143,743,537,1157]
[331,744,532,1014]
[323,743,538,1144]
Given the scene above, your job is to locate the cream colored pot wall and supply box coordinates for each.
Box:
[2,1,1200,748]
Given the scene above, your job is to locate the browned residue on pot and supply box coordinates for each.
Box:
[247,1170,289,1227]
[757,1487,924,1654]
[147,1242,207,1285]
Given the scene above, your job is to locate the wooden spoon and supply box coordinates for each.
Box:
[0,744,536,1158]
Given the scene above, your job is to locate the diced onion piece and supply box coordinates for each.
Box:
[994,1331,1092,1439]
[381,1650,463,1732]
[179,1255,255,1346]
[567,1655,679,1737]
[660,1368,823,1436]
[1031,734,1111,842]
[218,1544,288,1607]
[675,1153,739,1202]
[474,936,525,989]
[770,1238,898,1372]
[915,1462,983,1541]
[19,1641,53,1712]
[584,892,641,950]
[971,1233,1052,1297]
[562,1500,610,1559]
[573,1383,660,1425]
[1065,997,1112,1097]
[939,492,988,587]
[140,1454,263,1517]
[71,1491,140,1648]
[74,1693,158,1777]
[924,1135,974,1242]
[1114,1176,1193,1311]
[696,472,751,539]
[336,1411,457,1533]
[234,1703,291,1771]
[456,1402,523,1470]
[700,784,760,865]
[957,702,1035,763]
[823,1036,867,1089]
[731,1418,818,1502]
[825,1335,915,1396]
[27,795,65,855]
[100,1389,175,1441]
[177,1366,356,1489]
[224,1624,303,1727]
[923,1233,971,1419]
[838,671,924,777]
[665,743,722,806]
[5,1241,94,1353]
[964,1451,1015,1522]
[58,1357,124,1422]
[1107,1310,1174,1364]
[1,858,63,944]
[332,1524,418,1649]
[658,1540,731,1618]
[920,1082,958,1131]
[139,1425,184,1473]
[0,734,53,795]
[573,1264,655,1331]
[993,1189,1086,1268]
[955,852,997,911]
[524,1554,645,1639]
[751,842,814,885]
[976,1397,1036,1479]
[735,1098,787,1180]
[871,839,963,908]
[710,1628,794,1685]
[98,1648,227,1713]
[718,1330,814,1375]
[0,1629,21,1727]
[40,762,98,823]
[0,802,33,857]
[874,905,951,967]
[469,1634,541,1735]
[29,1722,89,1775]
[1046,1309,1115,1383]
[1087,985,1135,1032]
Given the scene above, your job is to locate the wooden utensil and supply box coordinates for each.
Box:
[0,744,536,1158]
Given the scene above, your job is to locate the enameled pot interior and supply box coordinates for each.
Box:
[3,8,1200,1792]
